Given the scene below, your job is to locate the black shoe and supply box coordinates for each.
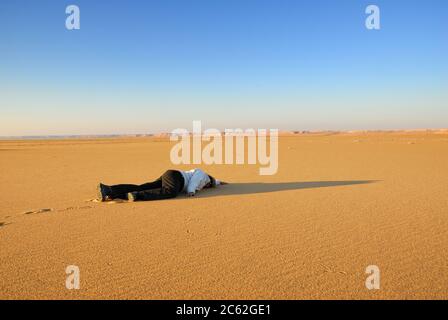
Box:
[97,183,112,201]
[127,192,139,202]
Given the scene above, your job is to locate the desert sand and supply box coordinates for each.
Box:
[1,132,447,299]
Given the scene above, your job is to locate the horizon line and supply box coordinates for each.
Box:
[1,128,448,140]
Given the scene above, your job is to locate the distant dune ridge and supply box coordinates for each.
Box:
[1,128,448,140]
[0,131,448,299]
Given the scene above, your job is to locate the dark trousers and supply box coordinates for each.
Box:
[109,170,185,201]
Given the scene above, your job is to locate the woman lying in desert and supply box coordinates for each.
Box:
[97,168,227,202]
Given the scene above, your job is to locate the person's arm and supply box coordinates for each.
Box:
[186,169,210,196]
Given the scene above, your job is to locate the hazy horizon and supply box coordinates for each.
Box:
[1,0,447,136]
[2,126,448,139]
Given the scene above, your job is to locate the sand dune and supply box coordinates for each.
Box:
[1,132,447,299]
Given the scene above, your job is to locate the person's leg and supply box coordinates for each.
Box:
[128,170,184,201]
[106,177,163,200]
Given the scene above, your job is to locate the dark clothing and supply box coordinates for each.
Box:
[109,170,185,201]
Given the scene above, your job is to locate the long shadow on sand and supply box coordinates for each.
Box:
[197,180,377,198]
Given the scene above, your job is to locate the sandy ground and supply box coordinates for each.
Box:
[1,132,447,299]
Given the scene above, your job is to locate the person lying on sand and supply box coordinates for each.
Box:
[97,168,227,202]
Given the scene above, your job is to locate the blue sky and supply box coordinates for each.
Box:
[1,0,447,135]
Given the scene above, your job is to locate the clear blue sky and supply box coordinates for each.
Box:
[1,0,447,136]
